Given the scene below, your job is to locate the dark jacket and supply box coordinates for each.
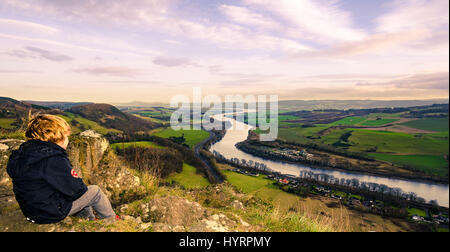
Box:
[7,140,88,224]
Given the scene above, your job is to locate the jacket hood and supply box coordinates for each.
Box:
[7,140,67,178]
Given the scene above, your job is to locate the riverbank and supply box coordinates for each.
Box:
[218,163,442,232]
[236,137,449,185]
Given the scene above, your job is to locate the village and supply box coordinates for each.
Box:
[266,147,315,162]
[231,167,449,228]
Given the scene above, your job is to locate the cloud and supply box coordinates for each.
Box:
[356,72,449,90]
[243,0,367,44]
[0,69,41,73]
[219,4,281,31]
[375,0,449,34]
[74,67,142,77]
[220,79,264,86]
[0,18,59,33]
[275,85,449,100]
[0,33,159,57]
[24,46,73,61]
[302,74,401,80]
[152,56,195,67]
[2,0,176,26]
[293,29,428,58]
[5,46,73,61]
[2,0,310,54]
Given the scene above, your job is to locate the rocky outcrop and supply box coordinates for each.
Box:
[0,139,25,223]
[120,195,251,232]
[67,130,145,205]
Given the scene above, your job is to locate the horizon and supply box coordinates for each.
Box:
[1,0,449,103]
[22,97,450,105]
[15,97,450,105]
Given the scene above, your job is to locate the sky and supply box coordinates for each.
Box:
[0,0,448,103]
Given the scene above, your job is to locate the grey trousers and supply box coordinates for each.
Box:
[68,185,116,220]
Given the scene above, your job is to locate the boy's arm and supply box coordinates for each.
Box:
[43,155,88,201]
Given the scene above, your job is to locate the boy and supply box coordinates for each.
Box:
[7,114,117,224]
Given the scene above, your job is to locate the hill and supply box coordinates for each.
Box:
[278,99,449,111]
[0,97,59,131]
[69,103,161,133]
[23,101,93,110]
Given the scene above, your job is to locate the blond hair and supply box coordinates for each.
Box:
[25,114,71,144]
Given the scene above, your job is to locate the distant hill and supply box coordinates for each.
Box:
[278,99,449,111]
[114,99,449,111]
[0,97,60,130]
[0,97,54,116]
[113,101,169,108]
[23,101,93,110]
[69,103,160,133]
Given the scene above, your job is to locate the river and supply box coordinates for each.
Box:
[210,115,449,207]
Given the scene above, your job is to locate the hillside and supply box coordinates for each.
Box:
[23,101,93,110]
[0,97,59,131]
[0,130,339,232]
[69,103,161,133]
[278,99,449,111]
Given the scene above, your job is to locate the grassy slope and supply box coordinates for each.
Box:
[60,112,121,135]
[111,141,165,150]
[223,169,298,209]
[153,128,210,148]
[221,168,414,232]
[166,163,210,189]
[347,129,449,155]
[0,118,16,129]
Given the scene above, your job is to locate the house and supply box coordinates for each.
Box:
[279,179,289,185]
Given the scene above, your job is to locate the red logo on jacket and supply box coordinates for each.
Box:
[71,169,79,178]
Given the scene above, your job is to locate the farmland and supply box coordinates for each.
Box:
[152,127,210,148]
[252,104,449,180]
[400,118,449,132]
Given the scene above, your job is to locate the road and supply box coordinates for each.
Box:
[194,131,224,183]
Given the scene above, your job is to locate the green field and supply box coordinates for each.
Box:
[278,115,302,121]
[329,117,367,126]
[276,126,328,144]
[111,141,165,150]
[0,118,16,129]
[153,127,210,148]
[369,153,449,177]
[328,116,398,127]
[401,118,449,132]
[223,170,300,208]
[407,208,427,218]
[131,109,172,124]
[347,129,449,155]
[265,112,449,178]
[359,119,397,126]
[166,163,210,189]
[60,112,121,135]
